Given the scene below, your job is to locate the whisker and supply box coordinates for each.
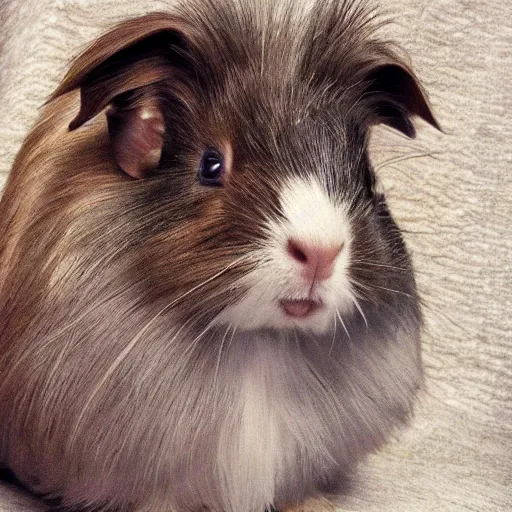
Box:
[226,323,239,353]
[350,260,409,271]
[182,314,221,357]
[348,277,374,294]
[350,295,368,329]
[370,284,413,298]
[213,323,231,389]
[374,151,440,172]
[169,254,252,308]
[329,311,337,356]
[336,310,351,340]
[349,275,413,302]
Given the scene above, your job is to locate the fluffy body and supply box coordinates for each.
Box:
[0,0,436,511]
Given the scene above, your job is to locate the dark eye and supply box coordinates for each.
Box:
[198,148,224,186]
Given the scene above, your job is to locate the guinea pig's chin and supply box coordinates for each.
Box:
[213,279,355,335]
[214,296,347,335]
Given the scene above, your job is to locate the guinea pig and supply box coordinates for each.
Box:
[0,0,440,511]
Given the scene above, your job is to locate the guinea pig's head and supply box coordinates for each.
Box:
[51,0,439,336]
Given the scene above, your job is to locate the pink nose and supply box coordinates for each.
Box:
[287,238,343,281]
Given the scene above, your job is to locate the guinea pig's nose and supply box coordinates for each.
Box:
[287,238,343,281]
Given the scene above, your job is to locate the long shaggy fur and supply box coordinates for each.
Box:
[0,1,438,511]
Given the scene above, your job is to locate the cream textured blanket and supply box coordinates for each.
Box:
[0,0,510,511]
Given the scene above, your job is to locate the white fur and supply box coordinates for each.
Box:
[216,177,354,333]
[217,341,282,512]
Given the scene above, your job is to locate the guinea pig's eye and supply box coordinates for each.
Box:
[198,149,224,186]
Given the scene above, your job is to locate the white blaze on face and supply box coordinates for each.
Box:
[278,178,348,250]
[217,176,355,333]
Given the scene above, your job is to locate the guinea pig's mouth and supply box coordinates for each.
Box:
[279,298,323,318]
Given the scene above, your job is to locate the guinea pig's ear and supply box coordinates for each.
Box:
[50,14,196,179]
[365,57,441,138]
